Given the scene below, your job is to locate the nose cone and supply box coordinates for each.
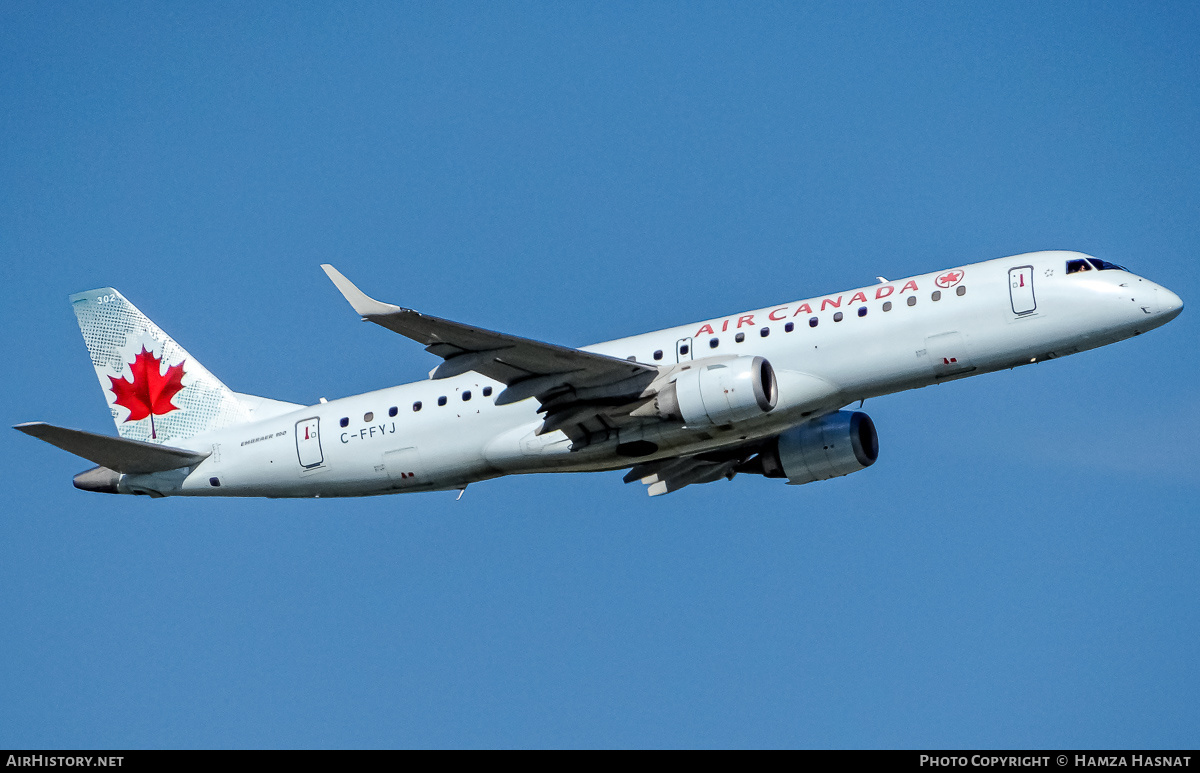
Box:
[1158,286,1184,321]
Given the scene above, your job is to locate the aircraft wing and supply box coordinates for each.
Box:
[622,442,766,496]
[322,265,660,448]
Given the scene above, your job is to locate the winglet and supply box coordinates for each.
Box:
[320,264,403,318]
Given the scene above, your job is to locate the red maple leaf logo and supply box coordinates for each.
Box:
[936,270,964,288]
[109,346,186,439]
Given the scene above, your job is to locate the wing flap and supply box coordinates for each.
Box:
[624,444,765,496]
[15,422,209,474]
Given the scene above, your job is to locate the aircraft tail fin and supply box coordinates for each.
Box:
[70,287,254,444]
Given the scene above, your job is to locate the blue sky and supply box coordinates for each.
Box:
[2,2,1197,748]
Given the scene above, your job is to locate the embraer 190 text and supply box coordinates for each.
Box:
[17,252,1183,498]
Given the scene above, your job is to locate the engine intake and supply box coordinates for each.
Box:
[761,411,878,485]
[654,356,778,426]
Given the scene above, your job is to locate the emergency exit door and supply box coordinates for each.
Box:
[1009,266,1036,315]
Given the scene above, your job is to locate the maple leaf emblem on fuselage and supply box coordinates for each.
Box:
[109,346,186,439]
[935,270,964,288]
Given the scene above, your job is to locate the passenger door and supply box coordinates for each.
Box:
[1008,266,1036,316]
[295,417,324,468]
[676,337,693,362]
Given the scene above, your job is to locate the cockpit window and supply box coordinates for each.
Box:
[1066,259,1092,274]
[1087,258,1129,272]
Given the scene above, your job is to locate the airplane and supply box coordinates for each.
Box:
[15,250,1183,499]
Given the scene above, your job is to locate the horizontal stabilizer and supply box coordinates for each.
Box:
[14,422,209,474]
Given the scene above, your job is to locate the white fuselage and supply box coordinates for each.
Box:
[118,251,1182,498]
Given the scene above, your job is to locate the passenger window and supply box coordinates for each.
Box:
[784,322,794,333]
[760,327,770,337]
[389,406,398,417]
[907,296,917,306]
[956,286,966,296]
[809,317,818,328]
[857,306,867,317]
[653,350,663,361]
[833,312,843,322]
[339,417,349,428]
[482,386,493,397]
[1067,259,1091,274]
[413,401,422,412]
[364,412,374,422]
[463,391,471,401]
[680,344,690,355]
[883,301,892,311]
[931,291,941,301]
[438,396,447,406]
[735,332,745,343]
[709,337,719,348]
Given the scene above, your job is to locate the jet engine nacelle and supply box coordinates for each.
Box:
[762,410,878,485]
[653,356,778,426]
